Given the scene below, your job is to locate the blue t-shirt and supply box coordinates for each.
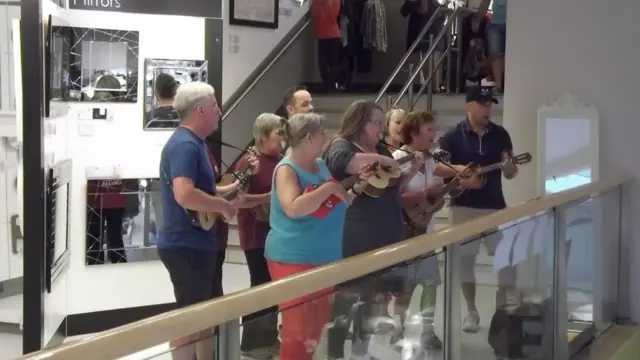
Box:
[491,0,507,25]
[265,158,345,265]
[157,127,217,251]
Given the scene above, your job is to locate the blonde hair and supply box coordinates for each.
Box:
[282,113,324,148]
[384,107,406,138]
[253,113,283,145]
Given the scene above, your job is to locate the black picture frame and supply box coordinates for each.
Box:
[45,159,72,294]
[229,0,279,29]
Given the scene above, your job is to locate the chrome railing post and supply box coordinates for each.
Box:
[426,34,435,112]
[455,14,463,95]
[386,94,393,111]
[407,63,415,110]
[552,208,569,360]
[446,17,453,95]
[444,245,462,360]
[216,319,241,360]
[374,7,445,104]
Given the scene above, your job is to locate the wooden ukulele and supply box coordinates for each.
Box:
[307,172,363,219]
[363,149,445,198]
[252,203,270,223]
[449,152,532,198]
[188,149,256,230]
[404,177,461,229]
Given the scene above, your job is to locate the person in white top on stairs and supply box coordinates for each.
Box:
[389,110,460,353]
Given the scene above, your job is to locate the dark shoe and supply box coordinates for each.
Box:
[240,347,273,359]
[421,332,443,350]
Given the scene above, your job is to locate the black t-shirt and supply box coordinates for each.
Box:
[146,106,179,128]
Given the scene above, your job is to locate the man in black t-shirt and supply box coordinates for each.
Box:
[145,72,179,129]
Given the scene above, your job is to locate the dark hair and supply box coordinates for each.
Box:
[154,73,177,101]
[282,85,308,107]
[336,100,384,141]
[400,110,435,145]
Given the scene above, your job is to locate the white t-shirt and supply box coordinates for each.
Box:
[393,149,438,233]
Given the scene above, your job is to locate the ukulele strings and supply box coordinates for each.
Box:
[379,139,459,174]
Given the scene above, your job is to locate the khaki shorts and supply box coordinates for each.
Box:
[449,206,503,257]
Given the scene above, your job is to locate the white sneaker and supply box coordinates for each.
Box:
[462,310,480,333]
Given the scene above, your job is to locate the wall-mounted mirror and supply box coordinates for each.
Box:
[86,177,162,265]
[536,94,599,196]
[143,58,208,130]
[51,27,139,103]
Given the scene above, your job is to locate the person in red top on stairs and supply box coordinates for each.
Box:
[312,0,342,92]
[234,113,284,359]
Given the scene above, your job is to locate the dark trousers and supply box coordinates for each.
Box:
[213,250,226,298]
[317,38,342,89]
[158,247,216,308]
[86,207,127,265]
[241,248,279,351]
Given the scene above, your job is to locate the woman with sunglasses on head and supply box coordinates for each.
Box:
[265,113,366,360]
[234,113,284,359]
[324,100,423,360]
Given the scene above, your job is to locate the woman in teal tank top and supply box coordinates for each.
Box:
[265,113,369,360]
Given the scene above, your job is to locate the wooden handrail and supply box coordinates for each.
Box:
[19,173,632,360]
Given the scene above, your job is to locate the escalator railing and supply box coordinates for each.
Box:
[376,5,474,111]
[219,15,311,172]
[17,173,631,360]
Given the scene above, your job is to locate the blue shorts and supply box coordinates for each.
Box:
[487,23,507,56]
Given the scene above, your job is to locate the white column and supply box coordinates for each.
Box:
[503,0,640,322]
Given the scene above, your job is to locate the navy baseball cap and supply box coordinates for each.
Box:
[466,86,499,104]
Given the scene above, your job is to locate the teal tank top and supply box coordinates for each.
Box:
[491,0,507,24]
[265,158,345,265]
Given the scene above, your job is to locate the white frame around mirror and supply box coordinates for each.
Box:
[536,94,600,196]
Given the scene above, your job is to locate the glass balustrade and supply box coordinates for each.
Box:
[17,181,627,360]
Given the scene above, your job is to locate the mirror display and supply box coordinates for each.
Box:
[143,58,208,129]
[51,26,139,103]
[86,178,162,265]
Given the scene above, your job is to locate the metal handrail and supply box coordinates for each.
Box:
[411,36,453,111]
[373,6,447,104]
[221,15,311,120]
[392,6,464,109]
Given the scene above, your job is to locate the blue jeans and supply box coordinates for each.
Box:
[487,23,507,56]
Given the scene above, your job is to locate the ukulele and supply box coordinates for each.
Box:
[404,176,461,229]
[449,152,532,197]
[307,171,363,219]
[363,149,447,198]
[188,149,256,230]
[252,203,270,223]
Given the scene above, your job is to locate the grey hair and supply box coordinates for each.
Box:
[283,113,324,148]
[173,82,215,120]
[253,113,283,145]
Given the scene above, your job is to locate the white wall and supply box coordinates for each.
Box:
[222,0,309,103]
[48,9,205,314]
[503,0,639,321]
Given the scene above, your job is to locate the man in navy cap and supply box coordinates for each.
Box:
[438,86,518,333]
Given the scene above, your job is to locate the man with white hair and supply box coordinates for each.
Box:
[157,82,249,360]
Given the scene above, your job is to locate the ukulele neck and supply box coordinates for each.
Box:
[478,162,502,174]
[340,173,360,189]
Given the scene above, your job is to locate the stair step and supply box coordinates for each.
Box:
[0,294,22,333]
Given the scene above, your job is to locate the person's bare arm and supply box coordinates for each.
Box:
[216,181,240,195]
[243,193,271,208]
[346,152,397,174]
[173,177,233,213]
[275,165,344,218]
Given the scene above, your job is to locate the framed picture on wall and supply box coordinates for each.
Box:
[229,0,279,29]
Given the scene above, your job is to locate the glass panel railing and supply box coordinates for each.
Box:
[452,211,557,360]
[16,177,629,360]
[559,188,622,356]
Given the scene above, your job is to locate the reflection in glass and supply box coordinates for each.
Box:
[143,58,208,129]
[459,212,556,359]
[51,26,139,103]
[86,178,161,265]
